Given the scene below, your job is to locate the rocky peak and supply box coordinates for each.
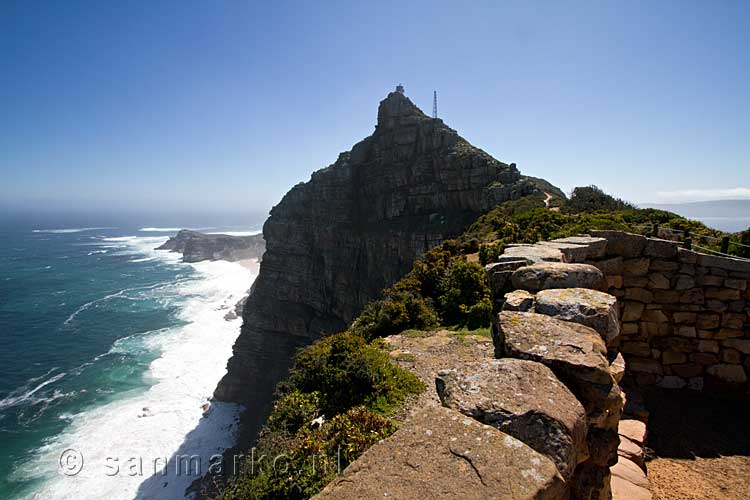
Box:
[376,88,429,130]
[214,87,559,445]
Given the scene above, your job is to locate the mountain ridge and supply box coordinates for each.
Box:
[212,88,561,444]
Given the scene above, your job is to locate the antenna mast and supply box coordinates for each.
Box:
[432,90,438,119]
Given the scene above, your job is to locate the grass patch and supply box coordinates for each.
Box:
[400,328,432,338]
[447,324,492,338]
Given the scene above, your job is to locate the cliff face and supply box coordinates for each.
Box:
[214,89,544,439]
[156,229,265,263]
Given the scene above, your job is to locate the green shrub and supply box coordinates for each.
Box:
[564,185,634,213]
[325,406,397,465]
[465,296,493,329]
[408,247,452,298]
[351,290,438,341]
[288,332,424,415]
[220,406,396,500]
[266,390,321,434]
[478,241,505,265]
[437,259,492,326]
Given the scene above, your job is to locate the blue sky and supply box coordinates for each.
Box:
[1,0,748,219]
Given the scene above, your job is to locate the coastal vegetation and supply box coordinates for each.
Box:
[217,333,422,499]
[214,185,746,499]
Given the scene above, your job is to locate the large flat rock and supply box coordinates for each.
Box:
[385,330,494,406]
[535,288,620,345]
[315,406,568,500]
[610,457,649,489]
[537,241,591,263]
[551,236,607,259]
[502,290,536,311]
[436,358,588,479]
[589,230,647,258]
[511,262,605,292]
[493,312,621,425]
[494,312,611,385]
[501,245,564,264]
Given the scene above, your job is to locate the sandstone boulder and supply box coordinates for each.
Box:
[315,406,567,500]
[494,312,622,427]
[589,230,647,258]
[494,312,611,386]
[571,461,612,500]
[610,353,626,383]
[617,436,645,467]
[436,358,587,479]
[610,457,649,489]
[551,236,608,259]
[385,330,494,403]
[618,419,647,446]
[502,290,536,311]
[501,245,564,264]
[537,241,591,263]
[535,288,620,345]
[511,262,605,292]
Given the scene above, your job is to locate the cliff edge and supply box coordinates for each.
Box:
[213,88,548,441]
[156,229,265,263]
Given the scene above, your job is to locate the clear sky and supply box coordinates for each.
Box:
[1,0,748,221]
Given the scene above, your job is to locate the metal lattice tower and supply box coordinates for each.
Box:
[432,91,438,119]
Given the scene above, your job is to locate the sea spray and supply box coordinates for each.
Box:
[0,229,258,500]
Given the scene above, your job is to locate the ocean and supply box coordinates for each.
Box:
[0,225,259,499]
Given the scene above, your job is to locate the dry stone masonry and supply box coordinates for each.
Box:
[320,231,750,499]
[319,235,653,500]
[586,230,750,393]
[488,231,750,394]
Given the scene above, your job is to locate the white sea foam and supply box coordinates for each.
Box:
[63,281,174,326]
[129,257,157,263]
[32,228,116,234]
[16,235,257,500]
[0,369,66,411]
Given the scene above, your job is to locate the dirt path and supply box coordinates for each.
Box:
[642,388,750,500]
[543,192,560,212]
[543,191,553,208]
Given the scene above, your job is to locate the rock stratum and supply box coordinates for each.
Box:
[213,88,548,441]
[156,229,265,263]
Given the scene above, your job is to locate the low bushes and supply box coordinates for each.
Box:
[436,259,493,328]
[220,405,396,500]
[216,332,423,500]
[287,332,424,416]
[351,290,438,342]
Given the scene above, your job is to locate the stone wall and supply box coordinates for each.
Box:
[319,258,627,500]
[487,231,750,394]
[316,231,749,500]
[586,230,750,393]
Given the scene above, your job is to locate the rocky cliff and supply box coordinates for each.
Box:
[156,229,265,263]
[213,88,549,441]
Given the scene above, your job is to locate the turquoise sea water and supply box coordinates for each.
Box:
[0,225,258,499]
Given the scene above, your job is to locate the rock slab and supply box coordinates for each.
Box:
[315,406,567,500]
[511,262,605,292]
[535,288,620,345]
[436,358,587,479]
